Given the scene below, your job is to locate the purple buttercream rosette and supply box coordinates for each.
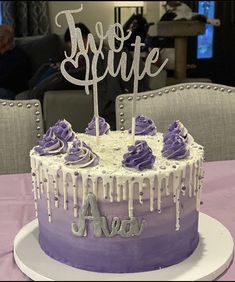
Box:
[53,119,75,142]
[65,139,99,167]
[163,120,193,145]
[162,120,193,159]
[34,119,76,156]
[85,116,110,136]
[122,140,156,171]
[34,130,68,156]
[162,133,190,159]
[128,114,157,136]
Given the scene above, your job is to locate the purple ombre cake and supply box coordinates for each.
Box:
[30,120,204,273]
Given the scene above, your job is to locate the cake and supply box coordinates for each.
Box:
[30,117,204,273]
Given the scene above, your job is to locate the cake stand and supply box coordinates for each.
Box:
[14,213,234,281]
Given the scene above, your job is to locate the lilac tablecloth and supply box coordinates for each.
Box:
[0,160,235,281]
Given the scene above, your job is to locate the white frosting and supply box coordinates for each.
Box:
[30,131,204,230]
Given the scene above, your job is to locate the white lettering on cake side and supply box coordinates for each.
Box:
[71,193,145,238]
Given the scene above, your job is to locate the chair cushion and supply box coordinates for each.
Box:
[0,99,44,174]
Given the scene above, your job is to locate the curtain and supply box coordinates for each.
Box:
[1,1,50,37]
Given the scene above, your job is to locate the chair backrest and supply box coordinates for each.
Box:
[43,90,94,133]
[0,99,44,175]
[116,82,235,162]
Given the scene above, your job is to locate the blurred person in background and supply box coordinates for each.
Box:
[0,24,30,99]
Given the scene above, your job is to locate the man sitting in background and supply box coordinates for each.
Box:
[0,24,30,99]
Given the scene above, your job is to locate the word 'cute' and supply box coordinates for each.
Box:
[55,5,168,93]
[71,193,145,238]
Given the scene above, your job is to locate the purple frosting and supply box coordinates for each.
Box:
[162,134,190,159]
[128,115,157,136]
[34,119,76,156]
[85,116,110,136]
[162,120,193,159]
[65,139,99,167]
[53,119,75,142]
[163,120,193,144]
[35,129,67,156]
[122,140,156,171]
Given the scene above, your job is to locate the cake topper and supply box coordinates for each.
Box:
[55,5,168,144]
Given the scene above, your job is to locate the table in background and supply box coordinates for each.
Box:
[0,160,235,281]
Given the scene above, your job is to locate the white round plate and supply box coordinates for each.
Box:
[14,213,234,281]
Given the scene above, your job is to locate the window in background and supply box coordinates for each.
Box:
[197,1,215,59]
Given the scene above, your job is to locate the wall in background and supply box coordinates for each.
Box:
[48,1,163,37]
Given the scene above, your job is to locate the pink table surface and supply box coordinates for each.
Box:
[0,160,235,281]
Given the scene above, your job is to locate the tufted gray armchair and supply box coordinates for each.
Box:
[0,99,44,175]
[116,82,235,162]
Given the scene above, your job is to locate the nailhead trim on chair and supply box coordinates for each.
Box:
[1,100,43,138]
[117,83,234,131]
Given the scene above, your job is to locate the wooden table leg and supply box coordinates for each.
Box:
[174,37,187,80]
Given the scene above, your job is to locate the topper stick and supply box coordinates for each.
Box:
[93,83,100,145]
[131,81,138,144]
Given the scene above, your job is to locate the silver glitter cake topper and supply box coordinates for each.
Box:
[55,5,168,145]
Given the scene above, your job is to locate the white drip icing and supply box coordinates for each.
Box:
[139,179,144,204]
[150,178,155,212]
[31,158,38,217]
[63,173,68,210]
[117,179,122,202]
[53,176,59,208]
[181,168,185,196]
[194,161,199,197]
[189,163,195,198]
[39,165,44,195]
[46,172,52,222]
[109,180,114,202]
[72,174,78,217]
[175,171,182,231]
[157,175,162,213]
[82,177,88,205]
[36,170,41,199]
[166,174,171,196]
[30,131,204,229]
[128,182,134,218]
[103,180,108,200]
[123,182,127,201]
[196,158,203,211]
[92,179,98,198]
[32,176,38,217]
